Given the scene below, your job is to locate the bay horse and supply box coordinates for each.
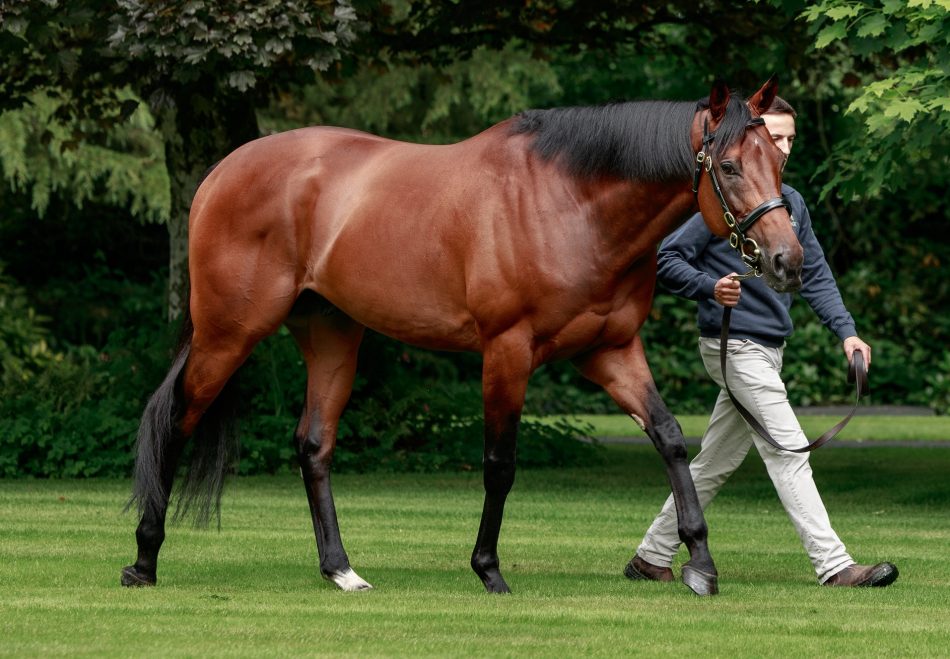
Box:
[122,78,802,596]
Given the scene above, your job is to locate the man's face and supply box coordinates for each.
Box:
[762,112,796,157]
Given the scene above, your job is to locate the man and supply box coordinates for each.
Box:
[627,97,898,588]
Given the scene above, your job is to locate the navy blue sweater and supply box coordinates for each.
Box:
[657,184,857,347]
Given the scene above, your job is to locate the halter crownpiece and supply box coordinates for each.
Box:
[693,116,789,278]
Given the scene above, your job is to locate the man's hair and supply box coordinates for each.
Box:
[764,95,797,118]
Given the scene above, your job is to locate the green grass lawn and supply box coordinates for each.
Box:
[2,444,949,657]
[559,413,950,442]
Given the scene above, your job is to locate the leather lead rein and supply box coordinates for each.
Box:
[719,306,868,453]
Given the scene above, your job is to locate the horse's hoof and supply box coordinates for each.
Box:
[120,565,156,587]
[681,565,719,596]
[324,568,373,592]
[479,569,512,594]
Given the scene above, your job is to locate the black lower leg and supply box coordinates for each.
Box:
[471,445,516,593]
[297,429,351,579]
[121,506,167,586]
[122,437,184,587]
[645,393,718,595]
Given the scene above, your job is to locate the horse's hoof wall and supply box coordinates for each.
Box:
[484,581,512,594]
[478,569,511,594]
[120,565,156,588]
[325,568,373,592]
[682,565,719,596]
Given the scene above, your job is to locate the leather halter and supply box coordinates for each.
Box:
[692,116,789,278]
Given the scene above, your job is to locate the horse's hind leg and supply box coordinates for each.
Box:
[122,325,264,587]
[471,331,533,594]
[576,336,718,596]
[123,275,293,587]
[287,308,369,591]
[121,346,191,587]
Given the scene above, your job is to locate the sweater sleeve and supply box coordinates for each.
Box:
[793,193,858,341]
[656,214,718,301]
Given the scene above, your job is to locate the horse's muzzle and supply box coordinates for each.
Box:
[763,246,803,293]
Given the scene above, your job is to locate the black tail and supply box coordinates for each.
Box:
[128,305,240,527]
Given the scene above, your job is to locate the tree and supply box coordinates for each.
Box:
[792,0,950,199]
[1,0,361,318]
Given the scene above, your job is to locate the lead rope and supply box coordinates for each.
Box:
[719,295,869,453]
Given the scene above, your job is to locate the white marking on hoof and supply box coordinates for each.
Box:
[326,568,373,591]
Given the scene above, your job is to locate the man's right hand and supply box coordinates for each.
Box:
[714,273,741,307]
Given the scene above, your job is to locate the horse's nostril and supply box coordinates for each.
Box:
[772,252,786,278]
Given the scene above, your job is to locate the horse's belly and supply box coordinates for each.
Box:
[308,215,480,351]
[329,282,480,352]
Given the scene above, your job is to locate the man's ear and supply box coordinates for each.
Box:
[748,75,778,116]
[708,79,730,123]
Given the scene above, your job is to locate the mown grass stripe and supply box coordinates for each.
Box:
[1,445,948,656]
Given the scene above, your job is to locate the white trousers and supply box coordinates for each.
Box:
[636,338,854,583]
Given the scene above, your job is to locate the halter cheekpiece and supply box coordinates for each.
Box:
[692,116,789,279]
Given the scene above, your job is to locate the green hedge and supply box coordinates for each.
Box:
[2,257,946,480]
[0,270,601,478]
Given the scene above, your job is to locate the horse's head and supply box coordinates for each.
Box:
[693,77,803,293]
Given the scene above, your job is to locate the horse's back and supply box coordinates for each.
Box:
[188,122,532,350]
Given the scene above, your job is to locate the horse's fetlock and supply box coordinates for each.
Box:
[471,551,499,575]
[320,551,350,577]
[679,519,708,545]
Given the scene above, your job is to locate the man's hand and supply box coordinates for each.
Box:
[843,336,871,370]
[714,273,741,307]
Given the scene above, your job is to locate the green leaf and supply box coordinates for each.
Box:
[227,70,256,92]
[883,98,926,121]
[916,23,942,43]
[865,78,897,97]
[882,0,906,13]
[928,96,950,112]
[865,112,895,135]
[3,17,29,37]
[816,22,848,48]
[826,5,861,20]
[847,95,871,113]
[801,6,825,22]
[856,13,888,38]
[899,70,929,87]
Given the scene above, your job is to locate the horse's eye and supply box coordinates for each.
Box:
[720,161,739,176]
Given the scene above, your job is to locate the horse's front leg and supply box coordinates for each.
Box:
[575,336,718,596]
[471,331,533,594]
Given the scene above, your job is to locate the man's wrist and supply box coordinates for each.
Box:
[836,325,858,342]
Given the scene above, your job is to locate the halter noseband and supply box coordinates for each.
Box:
[692,116,789,279]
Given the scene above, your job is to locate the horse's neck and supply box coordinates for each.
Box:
[582,178,696,271]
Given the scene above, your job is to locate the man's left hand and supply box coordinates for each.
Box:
[843,336,871,370]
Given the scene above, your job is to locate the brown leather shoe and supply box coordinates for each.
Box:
[624,555,674,582]
[823,562,899,588]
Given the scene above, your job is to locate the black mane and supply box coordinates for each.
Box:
[511,97,753,181]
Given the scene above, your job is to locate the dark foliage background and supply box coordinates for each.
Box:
[1,1,947,478]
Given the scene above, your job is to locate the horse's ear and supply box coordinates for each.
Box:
[748,75,778,116]
[708,79,730,123]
